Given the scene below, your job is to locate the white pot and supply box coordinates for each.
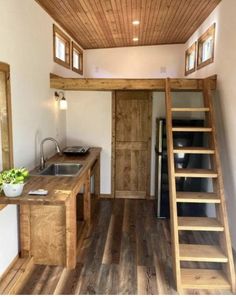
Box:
[3,183,25,198]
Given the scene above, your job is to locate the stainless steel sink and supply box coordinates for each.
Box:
[37,163,83,177]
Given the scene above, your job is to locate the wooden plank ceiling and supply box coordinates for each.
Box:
[35,0,221,49]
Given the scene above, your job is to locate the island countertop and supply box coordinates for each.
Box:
[0,147,101,206]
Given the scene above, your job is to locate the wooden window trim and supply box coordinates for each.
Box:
[197,23,216,70]
[72,42,83,75]
[53,24,71,69]
[185,42,197,76]
[0,62,14,211]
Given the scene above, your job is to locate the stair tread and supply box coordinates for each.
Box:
[179,244,228,262]
[173,147,215,154]
[176,192,220,203]
[178,217,224,231]
[175,168,218,178]
[172,127,212,132]
[172,107,210,112]
[181,268,231,289]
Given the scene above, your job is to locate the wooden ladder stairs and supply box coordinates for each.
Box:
[165,78,235,293]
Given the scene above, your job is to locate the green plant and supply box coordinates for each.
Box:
[0,168,29,188]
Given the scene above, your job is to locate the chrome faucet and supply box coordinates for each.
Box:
[40,137,62,170]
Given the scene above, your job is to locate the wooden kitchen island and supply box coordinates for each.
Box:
[0,148,101,269]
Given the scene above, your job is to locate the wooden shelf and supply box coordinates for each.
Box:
[181,269,231,290]
[175,168,218,178]
[171,108,210,112]
[173,147,215,154]
[178,217,224,231]
[179,244,228,262]
[176,192,220,203]
[172,127,212,132]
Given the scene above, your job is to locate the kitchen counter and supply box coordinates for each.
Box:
[0,147,101,206]
[0,147,101,269]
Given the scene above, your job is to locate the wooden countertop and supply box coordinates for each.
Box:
[0,147,101,206]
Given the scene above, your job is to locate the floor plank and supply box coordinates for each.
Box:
[137,266,157,295]
[102,199,124,265]
[118,199,138,294]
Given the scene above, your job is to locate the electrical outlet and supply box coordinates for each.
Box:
[160,66,167,74]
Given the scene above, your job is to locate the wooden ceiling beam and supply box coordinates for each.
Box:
[50,74,217,91]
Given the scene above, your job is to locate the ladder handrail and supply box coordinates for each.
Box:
[165,78,181,292]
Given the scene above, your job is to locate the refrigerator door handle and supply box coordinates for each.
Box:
[157,119,163,218]
[157,155,162,218]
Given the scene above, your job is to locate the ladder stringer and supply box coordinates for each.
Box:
[203,78,236,293]
[165,78,182,293]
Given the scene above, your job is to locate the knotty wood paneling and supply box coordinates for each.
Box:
[35,0,221,49]
[31,205,66,266]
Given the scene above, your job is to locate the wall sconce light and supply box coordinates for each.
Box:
[55,91,68,110]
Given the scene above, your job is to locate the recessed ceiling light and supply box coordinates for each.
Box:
[132,20,140,25]
[133,37,139,42]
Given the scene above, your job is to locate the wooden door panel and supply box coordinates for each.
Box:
[115,149,147,192]
[115,142,148,150]
[115,149,131,191]
[116,92,151,142]
[114,91,152,199]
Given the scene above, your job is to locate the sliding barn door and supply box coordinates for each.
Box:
[114,91,152,199]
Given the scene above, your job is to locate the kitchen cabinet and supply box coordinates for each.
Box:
[0,148,101,269]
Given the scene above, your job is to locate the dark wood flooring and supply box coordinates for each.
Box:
[18,199,233,295]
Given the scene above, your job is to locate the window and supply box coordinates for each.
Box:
[0,62,13,173]
[53,25,70,68]
[185,42,197,76]
[0,62,14,209]
[72,42,83,75]
[197,23,215,69]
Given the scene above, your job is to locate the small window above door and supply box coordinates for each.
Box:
[53,25,71,69]
[72,42,83,75]
[185,42,197,76]
[197,23,216,69]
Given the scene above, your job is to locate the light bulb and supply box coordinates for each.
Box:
[59,98,68,110]
[132,20,140,25]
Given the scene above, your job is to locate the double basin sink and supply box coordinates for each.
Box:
[36,163,83,177]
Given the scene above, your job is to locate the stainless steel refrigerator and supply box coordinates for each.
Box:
[155,118,207,218]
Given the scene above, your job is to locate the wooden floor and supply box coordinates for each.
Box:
[7,199,235,294]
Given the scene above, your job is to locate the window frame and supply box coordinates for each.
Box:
[185,42,197,76]
[53,24,71,69]
[72,42,83,75]
[197,23,216,70]
[0,62,14,211]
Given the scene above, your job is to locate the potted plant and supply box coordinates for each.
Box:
[0,168,29,198]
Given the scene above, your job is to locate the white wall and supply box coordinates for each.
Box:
[0,0,83,276]
[84,44,184,78]
[185,0,236,249]
[66,91,112,194]
[67,44,185,196]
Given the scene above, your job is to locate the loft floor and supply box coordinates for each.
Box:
[1,199,235,295]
